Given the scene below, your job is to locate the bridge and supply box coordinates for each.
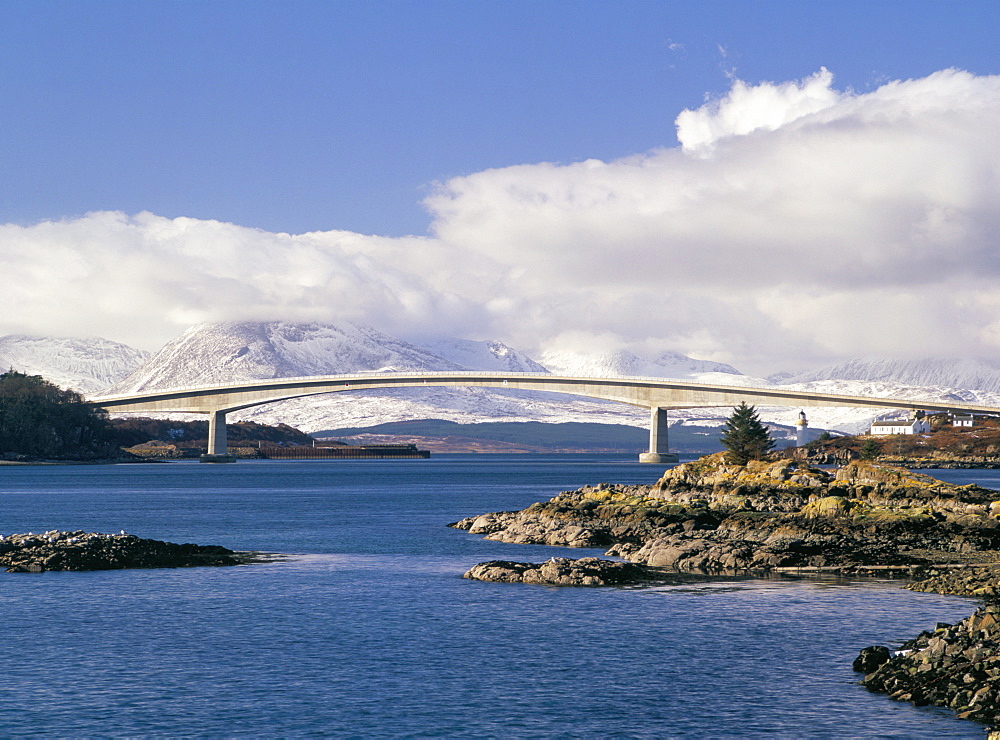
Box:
[86,372,1000,462]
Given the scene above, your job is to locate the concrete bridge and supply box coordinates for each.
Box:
[86,372,1000,462]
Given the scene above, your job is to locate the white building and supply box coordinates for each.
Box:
[870,419,931,436]
[795,410,808,446]
[952,414,975,428]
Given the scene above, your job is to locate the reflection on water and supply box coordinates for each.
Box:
[0,455,990,738]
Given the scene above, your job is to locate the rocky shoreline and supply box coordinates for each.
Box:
[0,530,263,572]
[854,603,1000,727]
[452,452,1000,730]
[878,456,1000,470]
[452,454,1000,573]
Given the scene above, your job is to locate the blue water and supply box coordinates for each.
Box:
[0,455,988,738]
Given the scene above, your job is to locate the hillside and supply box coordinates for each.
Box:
[0,335,148,394]
[786,357,1000,394]
[791,415,1000,467]
[418,337,548,373]
[313,419,767,454]
[12,323,1000,451]
[537,348,744,381]
[106,321,465,393]
[0,371,118,460]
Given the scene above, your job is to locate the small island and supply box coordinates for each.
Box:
[0,530,264,572]
[453,453,1000,573]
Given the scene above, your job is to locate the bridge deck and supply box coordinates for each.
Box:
[86,372,1000,461]
[88,371,1000,416]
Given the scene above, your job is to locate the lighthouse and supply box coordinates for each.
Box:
[796,410,808,447]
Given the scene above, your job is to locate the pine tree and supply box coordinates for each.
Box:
[859,437,882,460]
[720,402,775,465]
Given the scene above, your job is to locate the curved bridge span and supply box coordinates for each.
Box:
[87,372,1000,462]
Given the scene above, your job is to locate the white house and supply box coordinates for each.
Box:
[870,419,931,435]
[952,414,975,428]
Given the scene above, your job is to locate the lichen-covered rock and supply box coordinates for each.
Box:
[907,565,1000,597]
[452,454,1000,573]
[463,557,668,587]
[449,486,717,550]
[800,496,856,518]
[0,530,250,572]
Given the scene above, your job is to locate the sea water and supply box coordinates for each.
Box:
[0,455,987,738]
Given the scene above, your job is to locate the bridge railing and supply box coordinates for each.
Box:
[86,370,778,402]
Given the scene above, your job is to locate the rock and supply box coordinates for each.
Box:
[0,530,256,572]
[853,645,891,673]
[452,453,1000,574]
[857,605,1000,726]
[468,515,495,534]
[463,557,670,587]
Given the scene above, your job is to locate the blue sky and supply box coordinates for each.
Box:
[3,1,1000,375]
[3,0,997,236]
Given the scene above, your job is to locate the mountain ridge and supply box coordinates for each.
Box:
[0,334,149,394]
[7,323,1000,440]
[786,357,1000,394]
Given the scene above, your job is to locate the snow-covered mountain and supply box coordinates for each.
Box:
[0,334,149,394]
[537,348,766,386]
[107,321,463,394]
[419,337,548,373]
[102,321,649,431]
[33,320,998,439]
[786,357,1000,395]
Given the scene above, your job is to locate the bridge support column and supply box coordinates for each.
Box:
[200,410,237,463]
[639,407,679,464]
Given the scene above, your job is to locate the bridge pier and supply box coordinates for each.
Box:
[200,409,237,463]
[638,407,679,464]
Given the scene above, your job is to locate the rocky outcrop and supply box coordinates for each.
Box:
[879,455,1000,470]
[448,483,697,549]
[854,605,1000,726]
[450,453,1000,574]
[0,530,253,572]
[464,557,669,586]
[452,451,1000,731]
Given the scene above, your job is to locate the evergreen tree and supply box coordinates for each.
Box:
[720,402,775,465]
[0,371,117,459]
[859,437,882,460]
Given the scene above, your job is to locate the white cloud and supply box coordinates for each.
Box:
[0,212,477,350]
[423,68,1000,371]
[2,69,1000,375]
[675,68,841,153]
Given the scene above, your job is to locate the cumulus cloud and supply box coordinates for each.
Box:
[424,68,1000,371]
[675,68,841,153]
[2,68,1000,375]
[0,212,483,349]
